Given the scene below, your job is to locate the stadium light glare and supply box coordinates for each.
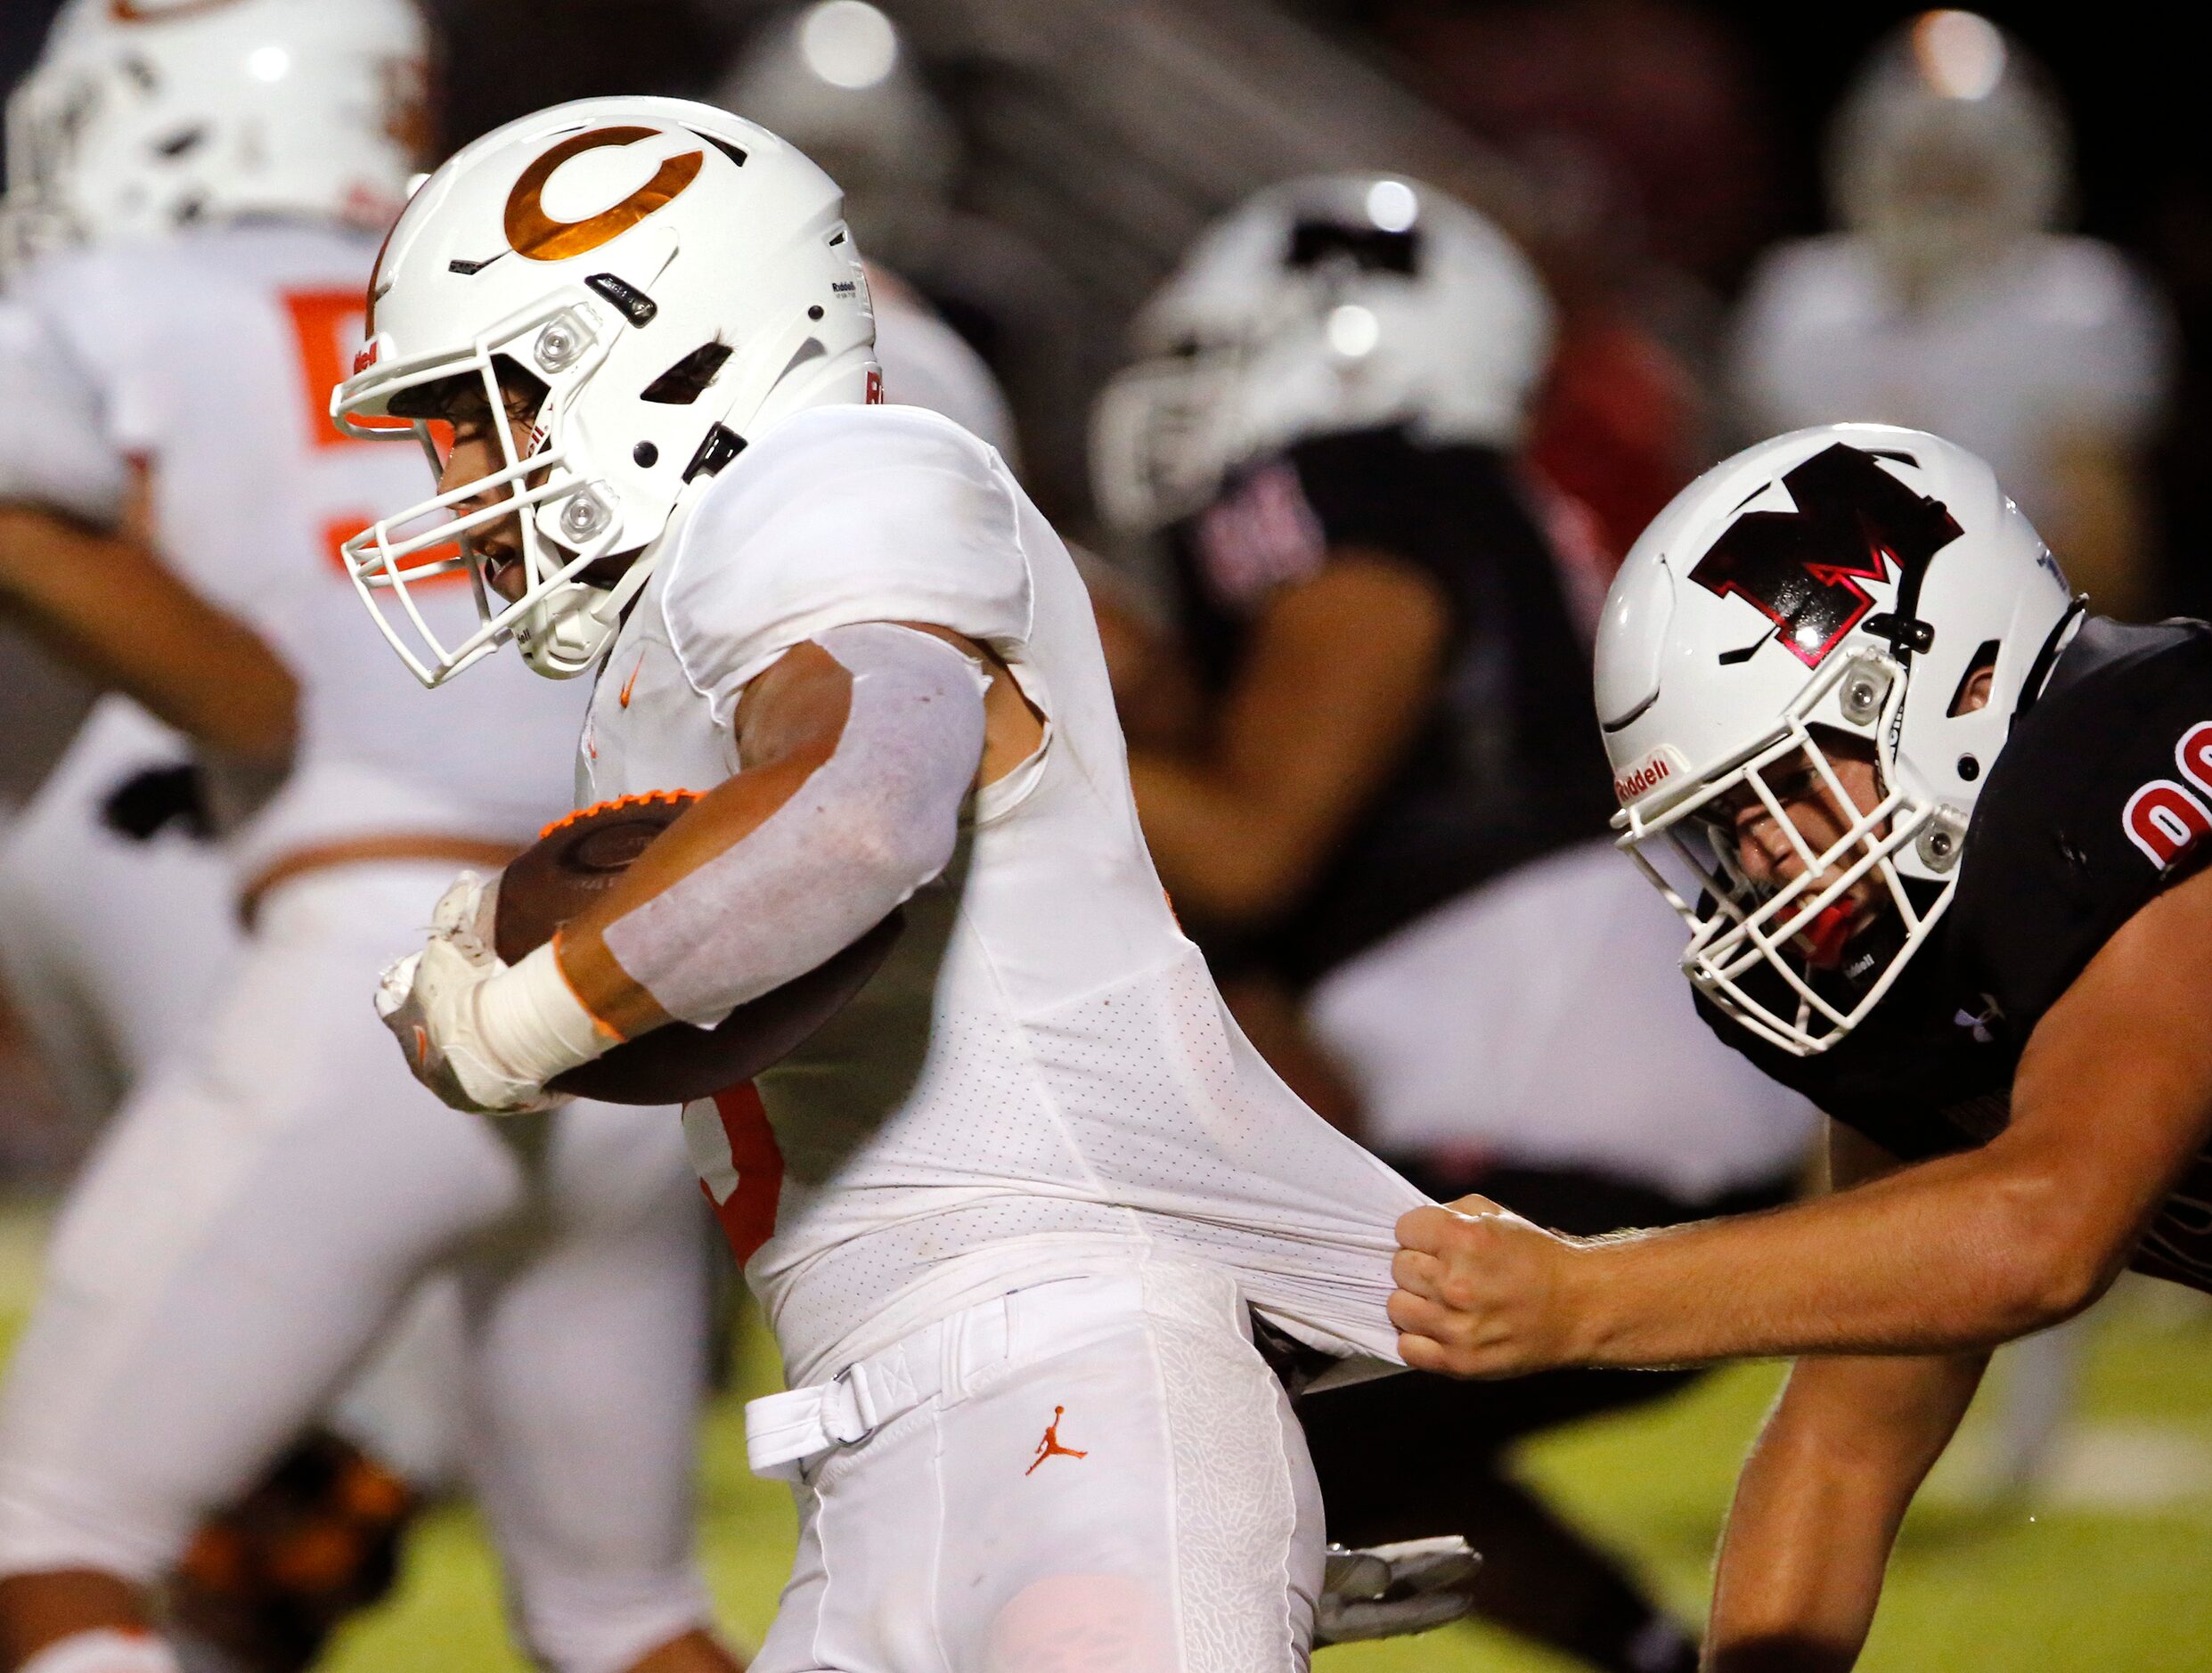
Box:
[799,1,900,92]
[1366,178,1418,233]
[1912,10,2006,101]
[1326,303,1380,358]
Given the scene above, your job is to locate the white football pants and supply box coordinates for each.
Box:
[0,861,715,1673]
[0,698,237,1118]
[750,1263,1324,1673]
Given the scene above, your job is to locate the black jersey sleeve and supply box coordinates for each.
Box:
[1284,427,1536,605]
[1951,618,2212,1036]
[1281,428,1433,559]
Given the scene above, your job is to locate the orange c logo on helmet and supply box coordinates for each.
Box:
[504,128,705,264]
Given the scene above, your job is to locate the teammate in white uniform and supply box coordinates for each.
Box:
[0,9,739,1673]
[339,97,1430,1670]
[1729,11,2172,621]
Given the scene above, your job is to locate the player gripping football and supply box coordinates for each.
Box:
[1392,422,2212,1669]
[340,97,1434,1670]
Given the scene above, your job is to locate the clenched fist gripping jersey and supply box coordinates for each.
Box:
[580,404,1430,1386]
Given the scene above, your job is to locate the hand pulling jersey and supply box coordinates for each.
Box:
[0,223,589,877]
[579,403,1430,1386]
[1704,616,2212,1293]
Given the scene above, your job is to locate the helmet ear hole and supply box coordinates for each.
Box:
[1948,639,2001,715]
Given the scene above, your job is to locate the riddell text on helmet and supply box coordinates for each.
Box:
[1614,749,1682,806]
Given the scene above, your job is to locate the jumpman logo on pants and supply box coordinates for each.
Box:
[1026,1406,1089,1475]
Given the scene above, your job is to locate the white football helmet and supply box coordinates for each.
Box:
[331,97,878,685]
[1,0,428,273]
[1091,174,1553,534]
[1828,11,2069,291]
[1596,424,2077,1056]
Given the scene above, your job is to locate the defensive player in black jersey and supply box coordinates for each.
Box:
[1392,422,2212,1669]
[1094,175,1820,1673]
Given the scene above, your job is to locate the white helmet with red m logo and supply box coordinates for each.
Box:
[1091,173,1552,535]
[331,96,878,684]
[3,0,428,272]
[1597,423,2077,1055]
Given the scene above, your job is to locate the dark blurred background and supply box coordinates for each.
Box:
[5,0,2206,596]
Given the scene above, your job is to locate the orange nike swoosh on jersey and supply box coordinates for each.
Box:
[619,656,644,708]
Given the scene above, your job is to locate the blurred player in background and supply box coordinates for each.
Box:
[1732,10,2174,622]
[1729,7,2177,1494]
[716,1,1083,513]
[0,4,429,1661]
[343,94,1438,1669]
[0,6,741,1672]
[1090,174,1816,1672]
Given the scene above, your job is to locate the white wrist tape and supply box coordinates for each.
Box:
[473,940,615,1084]
[601,622,989,1027]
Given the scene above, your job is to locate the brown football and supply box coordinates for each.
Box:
[495,792,902,1105]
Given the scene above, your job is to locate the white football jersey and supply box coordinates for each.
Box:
[580,403,1427,1386]
[0,224,588,876]
[1729,233,2173,534]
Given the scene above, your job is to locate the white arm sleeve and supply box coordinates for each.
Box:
[0,298,128,526]
[601,622,989,1027]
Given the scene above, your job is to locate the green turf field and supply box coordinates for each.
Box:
[4,1207,2208,1670]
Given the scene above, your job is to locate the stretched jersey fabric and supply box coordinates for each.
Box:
[1164,426,1618,986]
[578,402,1429,1388]
[0,224,588,877]
[1702,617,2212,1294]
[1730,235,2172,534]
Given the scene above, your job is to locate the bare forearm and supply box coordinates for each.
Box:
[0,510,296,763]
[1558,1147,2101,1367]
[1126,551,1449,925]
[1707,1353,1984,1672]
[1129,752,1309,923]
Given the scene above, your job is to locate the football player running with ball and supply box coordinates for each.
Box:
[345,99,1431,1671]
[1392,423,2212,1669]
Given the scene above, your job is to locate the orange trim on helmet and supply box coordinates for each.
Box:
[538,789,699,842]
[110,0,246,21]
